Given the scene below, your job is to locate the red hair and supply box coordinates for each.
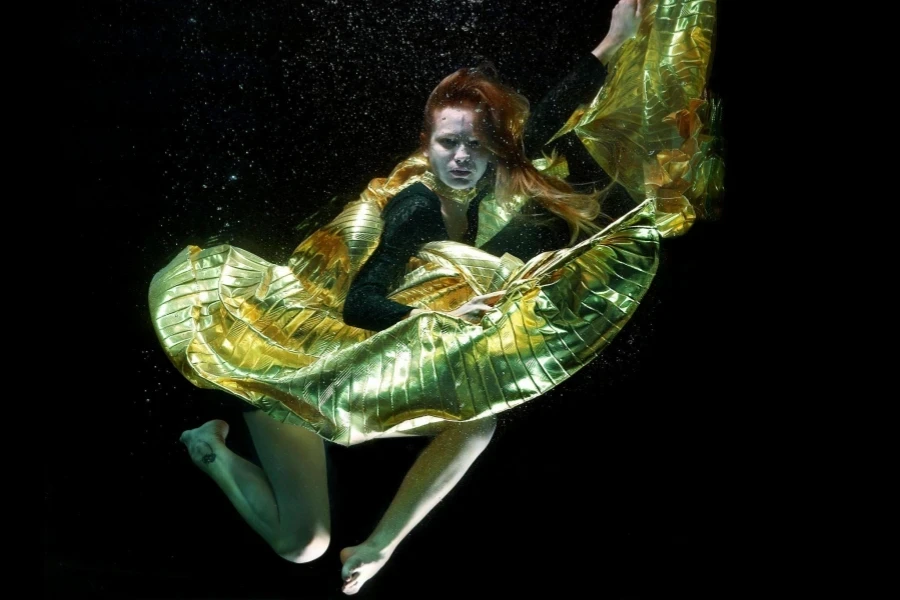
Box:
[421,65,609,243]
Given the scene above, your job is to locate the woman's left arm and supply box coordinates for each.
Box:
[522,0,643,160]
[592,0,643,65]
[522,56,609,160]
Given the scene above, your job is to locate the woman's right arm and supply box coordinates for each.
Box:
[342,191,445,332]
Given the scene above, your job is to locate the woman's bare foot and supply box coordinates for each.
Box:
[339,543,393,595]
[180,419,230,471]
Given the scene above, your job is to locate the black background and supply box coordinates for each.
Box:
[52,1,747,598]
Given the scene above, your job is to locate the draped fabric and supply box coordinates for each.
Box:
[148,0,722,446]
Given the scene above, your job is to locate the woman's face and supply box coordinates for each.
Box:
[425,107,493,190]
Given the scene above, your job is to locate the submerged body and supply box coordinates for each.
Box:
[154,0,723,594]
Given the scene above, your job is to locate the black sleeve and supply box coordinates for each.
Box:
[343,190,445,332]
[523,54,608,157]
[523,54,609,185]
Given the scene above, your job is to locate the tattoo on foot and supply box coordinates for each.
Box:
[200,441,216,464]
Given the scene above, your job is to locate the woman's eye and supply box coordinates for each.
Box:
[468,140,480,148]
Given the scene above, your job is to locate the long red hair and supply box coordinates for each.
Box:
[420,64,609,243]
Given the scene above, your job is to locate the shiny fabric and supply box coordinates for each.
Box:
[149,0,721,446]
[551,0,723,237]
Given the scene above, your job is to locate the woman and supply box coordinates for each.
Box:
[341,68,606,331]
[154,0,721,593]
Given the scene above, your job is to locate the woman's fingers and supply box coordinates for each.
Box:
[456,304,492,317]
[442,291,507,322]
[475,290,506,300]
[448,303,498,322]
[473,290,506,306]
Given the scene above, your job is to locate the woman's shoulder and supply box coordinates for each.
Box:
[384,182,441,216]
[381,182,444,236]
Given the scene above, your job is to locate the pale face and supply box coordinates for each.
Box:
[424,107,493,190]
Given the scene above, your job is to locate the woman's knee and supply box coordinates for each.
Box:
[272,528,331,564]
[402,414,498,440]
[460,415,497,445]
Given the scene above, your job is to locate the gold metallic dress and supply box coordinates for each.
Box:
[149,0,723,446]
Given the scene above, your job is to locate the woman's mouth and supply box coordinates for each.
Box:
[450,169,471,177]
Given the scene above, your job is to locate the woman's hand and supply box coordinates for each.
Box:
[445,291,506,324]
[406,291,506,325]
[607,0,643,45]
[592,0,644,65]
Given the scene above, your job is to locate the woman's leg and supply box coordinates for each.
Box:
[180,412,331,563]
[339,416,497,595]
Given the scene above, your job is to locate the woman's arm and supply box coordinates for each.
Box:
[342,187,446,332]
[523,0,643,166]
[522,55,608,162]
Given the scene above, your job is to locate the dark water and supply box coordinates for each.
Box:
[53,1,745,598]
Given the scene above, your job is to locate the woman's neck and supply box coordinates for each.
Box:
[419,171,478,242]
[421,171,480,207]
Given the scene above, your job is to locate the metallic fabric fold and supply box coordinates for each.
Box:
[149,201,658,446]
